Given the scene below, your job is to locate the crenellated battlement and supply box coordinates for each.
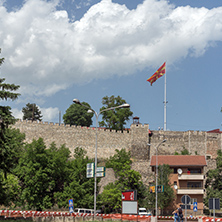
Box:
[12,120,222,161]
[15,119,131,134]
[11,119,221,185]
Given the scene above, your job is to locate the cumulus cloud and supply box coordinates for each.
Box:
[1,0,222,99]
[11,108,23,120]
[12,106,60,123]
[41,106,60,122]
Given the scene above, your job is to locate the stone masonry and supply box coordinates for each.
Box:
[12,120,221,185]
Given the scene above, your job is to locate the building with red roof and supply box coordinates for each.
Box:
[150,155,207,214]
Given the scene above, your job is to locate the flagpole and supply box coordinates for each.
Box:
[164,64,167,131]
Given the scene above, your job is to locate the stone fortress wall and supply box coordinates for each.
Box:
[13,120,220,186]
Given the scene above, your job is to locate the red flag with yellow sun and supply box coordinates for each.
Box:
[147,62,166,86]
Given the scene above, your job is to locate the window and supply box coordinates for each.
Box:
[206,155,211,160]
[174,168,177,174]
[187,182,202,188]
[190,168,201,174]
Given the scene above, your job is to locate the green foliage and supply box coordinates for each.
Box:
[146,164,174,211]
[0,50,24,206]
[63,102,93,126]
[181,147,190,155]
[99,95,133,130]
[205,150,222,207]
[98,183,122,213]
[14,138,53,210]
[0,128,25,179]
[0,78,20,102]
[54,147,95,209]
[0,172,21,207]
[174,147,190,155]
[14,138,72,210]
[0,50,20,101]
[105,149,132,175]
[157,164,174,210]
[99,149,146,213]
[22,103,43,121]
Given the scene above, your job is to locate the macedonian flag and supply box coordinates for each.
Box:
[147,62,166,86]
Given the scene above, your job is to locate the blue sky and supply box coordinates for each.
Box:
[0,0,222,131]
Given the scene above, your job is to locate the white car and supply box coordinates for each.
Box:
[139,208,151,216]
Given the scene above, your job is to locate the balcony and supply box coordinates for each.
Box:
[177,187,204,195]
[178,173,204,180]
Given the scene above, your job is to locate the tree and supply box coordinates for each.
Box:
[204,150,222,207]
[99,95,133,130]
[54,147,95,209]
[14,138,74,210]
[105,148,132,175]
[0,49,24,179]
[63,102,93,126]
[146,164,174,212]
[0,172,21,207]
[98,183,122,213]
[174,147,190,155]
[22,103,42,121]
[0,50,20,127]
[99,149,146,213]
[14,138,54,210]
[0,51,20,102]
[156,164,175,210]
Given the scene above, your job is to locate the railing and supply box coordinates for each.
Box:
[178,186,203,189]
[178,174,204,180]
[177,187,204,194]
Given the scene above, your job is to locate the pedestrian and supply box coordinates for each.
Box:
[178,207,183,222]
[172,209,180,222]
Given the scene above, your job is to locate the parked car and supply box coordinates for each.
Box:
[139,208,151,216]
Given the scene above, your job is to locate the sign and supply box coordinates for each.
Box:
[149,186,155,193]
[193,206,197,212]
[122,190,137,201]
[96,167,105,172]
[96,172,105,177]
[86,163,95,178]
[181,195,191,204]
[157,185,164,193]
[209,198,220,210]
[193,202,197,207]
[96,166,106,177]
[68,199,74,213]
[122,201,138,214]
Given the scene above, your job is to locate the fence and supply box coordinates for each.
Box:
[0,210,205,222]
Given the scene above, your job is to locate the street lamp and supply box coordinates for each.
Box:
[155,139,167,221]
[73,98,130,216]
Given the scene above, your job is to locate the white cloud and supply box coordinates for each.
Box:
[1,0,222,100]
[11,108,23,120]
[41,107,60,122]
[12,106,60,123]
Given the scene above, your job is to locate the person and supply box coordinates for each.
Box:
[172,209,180,222]
[190,213,193,218]
[178,207,183,222]
[173,207,183,222]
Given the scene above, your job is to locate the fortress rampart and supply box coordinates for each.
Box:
[12,120,220,185]
[12,120,222,160]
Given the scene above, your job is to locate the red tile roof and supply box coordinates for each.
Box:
[150,155,207,167]
[207,129,222,133]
